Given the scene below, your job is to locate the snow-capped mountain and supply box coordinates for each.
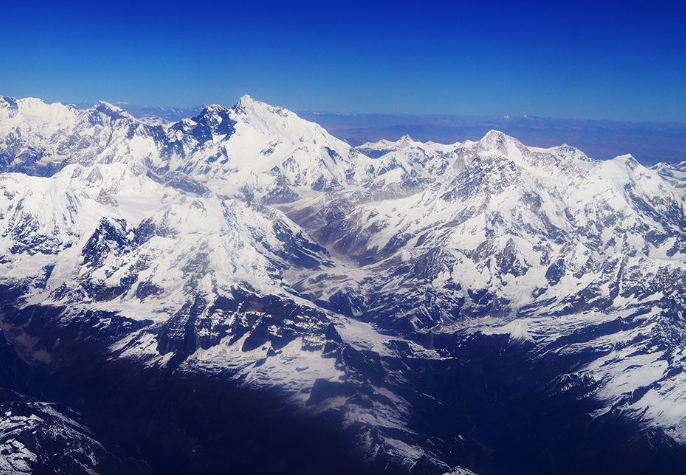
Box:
[0,94,372,196]
[1,94,686,475]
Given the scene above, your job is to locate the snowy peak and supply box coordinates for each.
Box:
[229,93,337,144]
[480,129,507,144]
[476,129,527,157]
[398,134,416,144]
[174,103,236,138]
[87,101,138,127]
[357,134,421,154]
[92,100,131,118]
[195,103,231,120]
[546,143,593,163]
[232,94,292,124]
[0,95,78,126]
[234,93,261,110]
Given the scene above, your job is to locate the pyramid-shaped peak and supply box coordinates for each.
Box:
[478,129,523,150]
[238,94,256,104]
[92,101,133,120]
[481,129,509,142]
[232,94,295,119]
[614,153,640,168]
[235,94,270,111]
[95,100,124,111]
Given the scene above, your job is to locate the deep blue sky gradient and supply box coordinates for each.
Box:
[1,0,684,121]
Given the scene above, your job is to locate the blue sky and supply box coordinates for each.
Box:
[1,0,684,122]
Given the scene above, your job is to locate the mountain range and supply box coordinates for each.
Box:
[1,94,686,475]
